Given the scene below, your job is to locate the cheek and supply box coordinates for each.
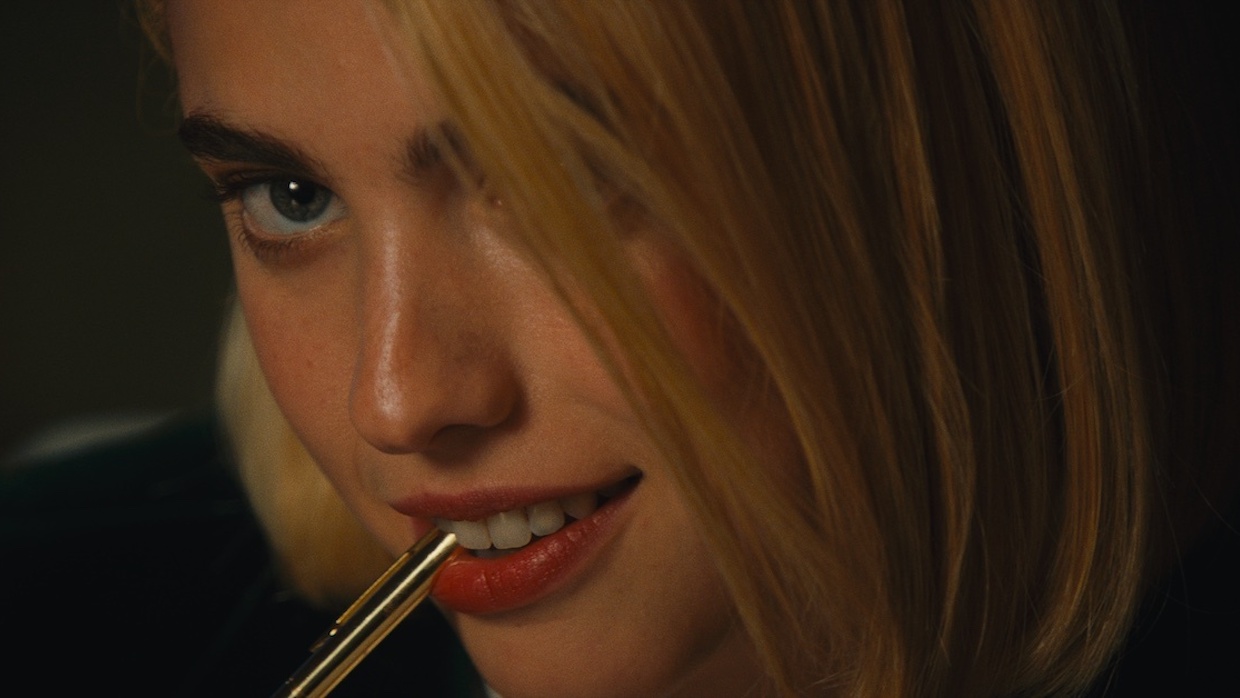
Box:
[233,261,358,473]
[637,243,754,403]
[641,242,803,476]
[656,263,735,382]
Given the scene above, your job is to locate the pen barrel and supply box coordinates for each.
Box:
[270,528,458,698]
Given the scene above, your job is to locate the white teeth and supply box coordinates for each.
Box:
[453,518,492,549]
[435,487,617,551]
[487,509,533,550]
[561,492,598,520]
[527,500,566,536]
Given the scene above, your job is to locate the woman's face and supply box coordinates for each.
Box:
[169,1,776,695]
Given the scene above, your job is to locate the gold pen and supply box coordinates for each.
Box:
[270,528,459,698]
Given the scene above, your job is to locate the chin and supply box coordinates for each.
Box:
[451,594,756,698]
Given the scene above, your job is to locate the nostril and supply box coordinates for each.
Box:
[420,423,499,457]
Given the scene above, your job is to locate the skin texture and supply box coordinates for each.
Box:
[168,1,782,695]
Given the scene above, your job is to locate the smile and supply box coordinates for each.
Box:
[408,472,643,615]
[433,475,641,559]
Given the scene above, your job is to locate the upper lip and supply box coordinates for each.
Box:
[388,467,641,522]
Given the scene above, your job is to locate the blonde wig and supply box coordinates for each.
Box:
[141,1,1233,695]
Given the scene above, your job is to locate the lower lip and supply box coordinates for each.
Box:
[430,487,634,615]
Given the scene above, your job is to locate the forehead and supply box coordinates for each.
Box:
[167,0,438,147]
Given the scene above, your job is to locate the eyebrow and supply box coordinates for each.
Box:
[178,112,321,174]
[403,122,476,185]
[178,111,465,185]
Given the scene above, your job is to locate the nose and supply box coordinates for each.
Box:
[348,225,520,455]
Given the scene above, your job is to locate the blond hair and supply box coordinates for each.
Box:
[142,1,1224,695]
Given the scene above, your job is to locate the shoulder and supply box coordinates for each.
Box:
[1,412,480,696]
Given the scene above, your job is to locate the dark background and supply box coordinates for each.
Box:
[1,1,232,464]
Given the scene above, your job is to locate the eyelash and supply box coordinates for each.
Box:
[207,172,328,262]
[203,155,503,264]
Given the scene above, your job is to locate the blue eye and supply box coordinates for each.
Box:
[240,177,346,235]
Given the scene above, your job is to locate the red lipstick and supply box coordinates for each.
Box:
[394,477,638,615]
